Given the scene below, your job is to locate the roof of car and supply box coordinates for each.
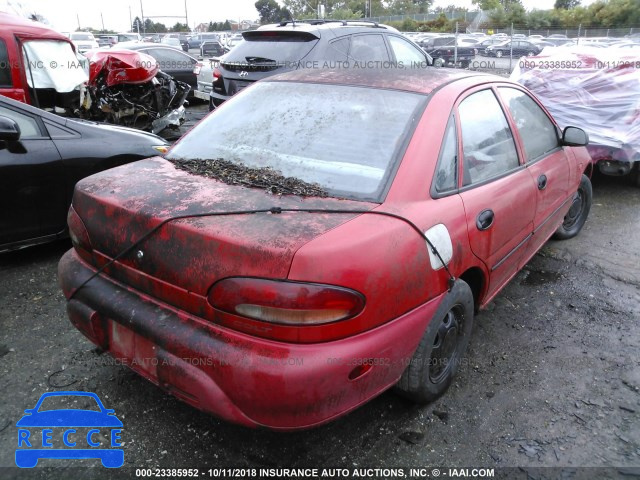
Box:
[268,68,498,96]
[256,19,399,35]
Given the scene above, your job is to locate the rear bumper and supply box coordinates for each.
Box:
[58,249,444,430]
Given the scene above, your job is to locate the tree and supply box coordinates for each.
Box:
[554,0,580,9]
[170,22,189,32]
[131,16,143,33]
[256,0,287,24]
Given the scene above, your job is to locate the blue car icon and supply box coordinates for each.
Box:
[16,391,123,468]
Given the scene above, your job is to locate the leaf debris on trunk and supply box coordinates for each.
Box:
[169,158,328,197]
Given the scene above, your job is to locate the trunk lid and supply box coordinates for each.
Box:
[73,158,375,301]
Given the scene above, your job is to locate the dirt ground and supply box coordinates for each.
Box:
[0,170,638,480]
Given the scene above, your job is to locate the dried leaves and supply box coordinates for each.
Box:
[170,158,328,197]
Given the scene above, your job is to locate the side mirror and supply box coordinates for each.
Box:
[0,116,21,142]
[562,126,589,146]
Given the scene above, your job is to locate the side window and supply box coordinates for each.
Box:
[0,106,41,138]
[349,34,389,62]
[434,117,458,193]
[498,87,559,162]
[388,36,425,65]
[146,48,194,69]
[458,89,519,186]
[0,40,11,87]
[325,37,350,62]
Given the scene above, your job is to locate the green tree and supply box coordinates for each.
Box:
[131,16,143,33]
[256,0,286,24]
[554,0,580,8]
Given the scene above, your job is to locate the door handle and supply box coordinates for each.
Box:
[538,174,548,190]
[476,209,494,231]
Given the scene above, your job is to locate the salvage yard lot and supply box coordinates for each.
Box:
[0,169,638,478]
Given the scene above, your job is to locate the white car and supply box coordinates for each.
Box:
[69,32,99,53]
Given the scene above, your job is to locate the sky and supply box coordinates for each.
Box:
[1,0,591,32]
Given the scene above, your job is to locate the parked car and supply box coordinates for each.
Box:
[59,68,592,430]
[485,40,542,57]
[188,33,221,50]
[69,32,99,53]
[200,40,225,57]
[419,36,476,67]
[0,94,168,252]
[0,12,84,108]
[96,35,117,47]
[160,36,182,49]
[204,20,431,109]
[115,42,198,96]
[478,37,507,51]
[116,32,141,43]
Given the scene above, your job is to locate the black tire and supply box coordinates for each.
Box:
[553,174,592,240]
[495,50,503,58]
[634,162,640,188]
[395,280,474,404]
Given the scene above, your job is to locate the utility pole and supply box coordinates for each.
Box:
[184,0,189,31]
[129,6,132,32]
[139,0,145,34]
[101,12,105,32]
[76,13,80,30]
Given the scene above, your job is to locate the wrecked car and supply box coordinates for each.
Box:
[80,49,190,135]
[0,13,189,135]
[511,46,640,186]
[59,69,592,430]
[0,93,168,253]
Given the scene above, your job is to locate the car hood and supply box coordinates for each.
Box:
[16,410,123,428]
[72,158,376,301]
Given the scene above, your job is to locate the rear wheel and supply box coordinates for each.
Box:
[395,280,474,403]
[553,174,592,240]
[496,50,503,58]
[527,51,535,56]
[434,57,445,67]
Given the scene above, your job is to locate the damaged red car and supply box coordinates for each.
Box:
[59,68,593,430]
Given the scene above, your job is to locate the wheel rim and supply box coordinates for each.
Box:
[429,304,464,384]
[496,50,502,57]
[527,51,534,56]
[563,188,586,229]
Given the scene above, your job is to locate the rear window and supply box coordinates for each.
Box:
[71,33,94,41]
[167,82,425,202]
[224,32,318,65]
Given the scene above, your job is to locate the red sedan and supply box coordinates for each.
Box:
[59,68,592,430]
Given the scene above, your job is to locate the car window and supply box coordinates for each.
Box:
[37,394,101,412]
[0,106,41,138]
[0,40,11,87]
[225,32,318,64]
[349,34,390,62]
[434,117,458,193]
[168,82,425,202]
[388,36,425,65]
[325,37,350,62]
[458,89,519,186]
[144,48,195,70]
[498,87,559,162]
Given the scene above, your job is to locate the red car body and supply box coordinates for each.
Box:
[0,12,76,104]
[59,68,592,430]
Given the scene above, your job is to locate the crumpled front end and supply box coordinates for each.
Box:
[79,50,190,134]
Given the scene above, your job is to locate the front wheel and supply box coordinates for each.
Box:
[495,50,503,58]
[527,51,535,57]
[434,57,445,67]
[395,280,474,403]
[553,174,592,240]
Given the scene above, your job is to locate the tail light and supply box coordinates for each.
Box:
[208,278,365,326]
[213,67,221,82]
[67,206,93,262]
[193,62,203,75]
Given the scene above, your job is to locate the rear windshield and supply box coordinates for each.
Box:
[167,82,425,201]
[224,33,318,65]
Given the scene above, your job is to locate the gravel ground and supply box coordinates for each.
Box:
[0,163,638,479]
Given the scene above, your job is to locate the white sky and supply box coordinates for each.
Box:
[1,0,591,32]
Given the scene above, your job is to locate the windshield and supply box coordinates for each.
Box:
[37,395,101,412]
[23,40,89,92]
[168,82,424,202]
[225,34,318,65]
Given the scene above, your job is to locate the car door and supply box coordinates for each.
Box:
[496,86,572,263]
[0,104,65,246]
[456,88,538,298]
